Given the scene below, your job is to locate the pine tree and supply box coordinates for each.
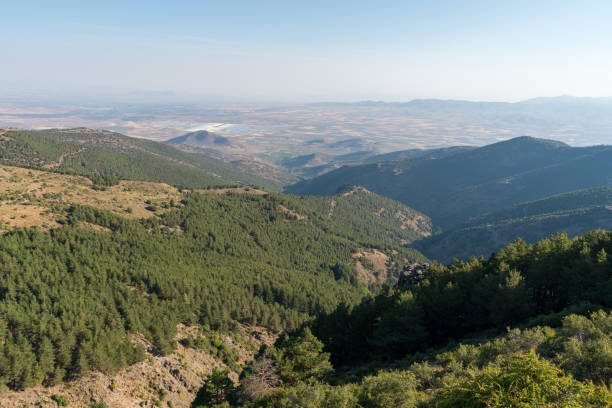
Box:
[275,328,333,385]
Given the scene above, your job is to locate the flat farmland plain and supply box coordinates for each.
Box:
[2,98,612,164]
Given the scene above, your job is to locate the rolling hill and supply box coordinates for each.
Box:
[0,128,284,190]
[166,129,299,186]
[282,153,334,169]
[166,129,234,148]
[358,145,474,164]
[279,146,475,180]
[286,136,612,228]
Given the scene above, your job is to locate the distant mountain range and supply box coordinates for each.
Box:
[286,136,612,225]
[286,136,612,261]
[314,95,612,108]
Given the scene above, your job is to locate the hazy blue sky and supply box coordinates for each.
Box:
[2,1,611,102]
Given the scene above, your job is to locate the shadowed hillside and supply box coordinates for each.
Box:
[414,187,612,262]
[287,136,612,227]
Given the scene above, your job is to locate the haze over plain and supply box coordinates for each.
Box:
[3,2,612,408]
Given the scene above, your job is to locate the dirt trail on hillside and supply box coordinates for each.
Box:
[42,148,84,168]
[328,199,337,220]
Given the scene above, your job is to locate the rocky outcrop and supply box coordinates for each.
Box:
[396,263,429,287]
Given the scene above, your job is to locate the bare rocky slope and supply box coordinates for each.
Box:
[0,325,275,408]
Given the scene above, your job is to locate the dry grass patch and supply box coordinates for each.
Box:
[0,203,59,230]
[195,187,267,195]
[352,249,390,284]
[0,165,185,230]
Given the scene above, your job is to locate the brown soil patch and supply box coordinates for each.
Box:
[278,204,307,221]
[395,211,432,236]
[327,199,337,220]
[195,187,267,195]
[374,206,432,239]
[342,186,368,196]
[352,249,390,284]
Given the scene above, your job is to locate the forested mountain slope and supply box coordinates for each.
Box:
[0,128,283,190]
[416,186,612,262]
[312,229,612,365]
[287,136,612,228]
[2,129,612,407]
[190,228,612,407]
[278,146,475,180]
[0,164,426,395]
[297,185,432,246]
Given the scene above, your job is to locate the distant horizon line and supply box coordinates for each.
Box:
[2,92,612,107]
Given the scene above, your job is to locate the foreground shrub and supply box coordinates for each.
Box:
[430,352,612,408]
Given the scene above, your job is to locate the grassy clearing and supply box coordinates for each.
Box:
[0,165,184,229]
[0,165,275,230]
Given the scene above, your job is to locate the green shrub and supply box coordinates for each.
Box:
[430,352,612,408]
[51,394,69,406]
[255,382,358,408]
[357,370,419,408]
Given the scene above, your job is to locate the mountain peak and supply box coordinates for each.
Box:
[167,130,232,147]
[486,136,570,150]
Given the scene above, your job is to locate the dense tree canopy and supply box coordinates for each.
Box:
[190,228,612,406]
[0,190,421,390]
[311,230,612,366]
[195,310,612,407]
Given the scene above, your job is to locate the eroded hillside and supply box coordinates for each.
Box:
[0,324,275,408]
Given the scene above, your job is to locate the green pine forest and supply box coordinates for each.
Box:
[0,128,612,407]
[0,187,424,390]
[193,230,612,407]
